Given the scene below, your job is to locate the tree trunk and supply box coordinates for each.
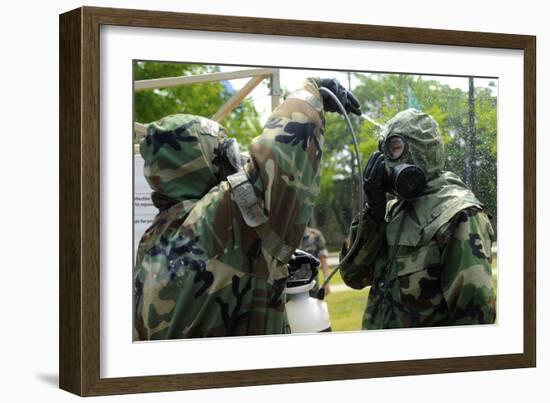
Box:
[465,77,477,193]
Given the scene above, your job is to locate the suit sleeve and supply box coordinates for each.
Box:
[182,79,325,287]
[440,209,496,325]
[231,79,326,265]
[339,208,386,290]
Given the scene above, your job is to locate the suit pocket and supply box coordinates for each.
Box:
[395,243,443,310]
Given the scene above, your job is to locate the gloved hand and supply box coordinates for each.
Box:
[315,78,361,116]
[287,249,320,275]
[286,249,319,288]
[363,151,388,223]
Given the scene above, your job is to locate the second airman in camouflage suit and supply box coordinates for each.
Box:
[299,226,330,296]
[340,109,496,329]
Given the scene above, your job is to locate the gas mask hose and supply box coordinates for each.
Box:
[316,87,366,300]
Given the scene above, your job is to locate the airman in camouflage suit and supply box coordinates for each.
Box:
[134,78,360,339]
[299,226,330,296]
[340,109,496,329]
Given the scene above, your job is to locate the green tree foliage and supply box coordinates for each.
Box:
[134,62,262,147]
[133,64,497,244]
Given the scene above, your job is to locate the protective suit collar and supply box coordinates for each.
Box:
[385,171,483,247]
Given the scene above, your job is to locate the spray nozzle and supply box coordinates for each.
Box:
[359,113,386,141]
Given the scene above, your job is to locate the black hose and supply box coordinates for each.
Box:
[316,87,365,300]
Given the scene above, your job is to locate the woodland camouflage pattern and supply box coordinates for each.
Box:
[340,109,496,329]
[300,226,329,295]
[134,79,325,339]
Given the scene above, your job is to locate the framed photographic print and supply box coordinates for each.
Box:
[59,6,536,396]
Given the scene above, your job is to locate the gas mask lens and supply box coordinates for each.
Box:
[382,135,406,160]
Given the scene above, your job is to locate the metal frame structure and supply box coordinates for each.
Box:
[133,67,281,137]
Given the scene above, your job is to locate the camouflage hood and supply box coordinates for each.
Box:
[381,108,445,181]
[382,109,483,246]
[140,114,228,208]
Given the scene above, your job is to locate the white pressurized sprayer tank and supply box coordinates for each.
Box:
[284,257,331,333]
[285,281,331,333]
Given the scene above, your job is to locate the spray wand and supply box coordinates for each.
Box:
[315,87,384,300]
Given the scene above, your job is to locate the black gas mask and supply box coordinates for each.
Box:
[379,135,426,199]
[216,138,245,180]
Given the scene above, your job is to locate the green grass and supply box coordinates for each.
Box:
[323,266,344,285]
[325,287,369,332]
[322,258,369,331]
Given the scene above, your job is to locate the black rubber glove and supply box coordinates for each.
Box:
[287,249,320,275]
[363,151,388,223]
[316,78,361,116]
[287,249,320,287]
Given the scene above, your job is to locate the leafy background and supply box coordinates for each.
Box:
[134,62,498,248]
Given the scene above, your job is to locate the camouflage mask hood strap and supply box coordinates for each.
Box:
[227,163,294,264]
[386,171,484,246]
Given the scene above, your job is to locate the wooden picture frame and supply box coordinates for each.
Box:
[59,6,536,396]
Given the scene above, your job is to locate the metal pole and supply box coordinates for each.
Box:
[134,68,279,92]
[466,76,477,192]
[211,76,266,122]
[270,69,281,111]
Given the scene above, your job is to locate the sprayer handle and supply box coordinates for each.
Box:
[288,249,319,274]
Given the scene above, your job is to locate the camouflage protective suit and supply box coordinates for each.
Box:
[134,79,325,339]
[340,109,496,329]
[300,227,329,259]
